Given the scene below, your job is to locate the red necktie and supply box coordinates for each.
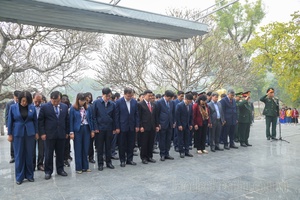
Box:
[147,102,152,112]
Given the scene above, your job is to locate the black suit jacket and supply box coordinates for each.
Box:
[5,100,16,127]
[138,100,158,131]
[38,102,69,139]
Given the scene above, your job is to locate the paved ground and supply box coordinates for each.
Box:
[0,120,300,200]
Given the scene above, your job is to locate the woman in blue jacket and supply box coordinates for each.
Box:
[7,91,38,185]
[69,93,94,174]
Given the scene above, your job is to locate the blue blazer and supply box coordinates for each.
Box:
[175,102,193,129]
[38,102,69,139]
[220,97,238,126]
[69,105,94,133]
[155,98,175,130]
[7,104,38,137]
[115,97,139,132]
[93,98,116,131]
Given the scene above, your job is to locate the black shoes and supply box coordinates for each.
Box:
[142,159,148,164]
[211,149,216,152]
[38,165,45,171]
[147,158,156,163]
[126,161,137,165]
[180,153,185,158]
[120,162,126,167]
[272,137,278,141]
[185,153,193,157]
[107,163,115,169]
[224,146,230,150]
[98,165,104,171]
[89,158,96,163]
[27,178,34,182]
[160,156,165,161]
[246,143,252,146]
[57,171,68,176]
[9,158,15,163]
[45,174,51,180]
[230,145,238,149]
[64,160,70,167]
[16,181,22,185]
[240,143,248,147]
[165,155,174,160]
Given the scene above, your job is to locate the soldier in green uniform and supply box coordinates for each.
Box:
[234,92,243,143]
[238,91,253,147]
[260,88,279,140]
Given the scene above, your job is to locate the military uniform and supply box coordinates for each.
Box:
[237,99,252,146]
[260,95,279,139]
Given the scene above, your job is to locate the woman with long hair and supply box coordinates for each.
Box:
[193,95,211,154]
[69,93,94,174]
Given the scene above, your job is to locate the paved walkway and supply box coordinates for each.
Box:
[0,120,300,200]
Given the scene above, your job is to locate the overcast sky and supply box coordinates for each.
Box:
[103,0,300,25]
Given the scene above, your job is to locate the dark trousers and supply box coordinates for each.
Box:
[189,129,193,146]
[210,120,222,150]
[95,130,113,165]
[234,123,239,141]
[14,135,35,182]
[194,125,207,150]
[173,128,178,148]
[154,132,159,146]
[177,128,190,154]
[64,137,71,160]
[118,131,135,162]
[206,127,210,145]
[140,130,155,160]
[74,125,90,171]
[111,134,117,156]
[222,125,235,146]
[159,128,172,157]
[44,139,65,175]
[33,138,44,168]
[238,123,250,144]
[88,137,95,160]
[265,116,277,138]
[10,142,14,159]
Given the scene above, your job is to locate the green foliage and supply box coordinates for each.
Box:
[245,12,300,103]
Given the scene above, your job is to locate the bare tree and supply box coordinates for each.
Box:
[93,35,152,94]
[0,22,103,99]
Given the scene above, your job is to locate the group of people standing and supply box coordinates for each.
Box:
[6,87,257,185]
[279,107,299,125]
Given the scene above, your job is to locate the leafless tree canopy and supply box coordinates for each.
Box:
[0,22,103,100]
[94,35,152,94]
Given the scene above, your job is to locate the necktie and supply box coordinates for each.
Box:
[55,106,59,118]
[147,102,152,112]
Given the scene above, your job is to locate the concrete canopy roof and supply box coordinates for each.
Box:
[0,0,208,41]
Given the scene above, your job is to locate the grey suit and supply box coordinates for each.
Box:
[208,101,225,150]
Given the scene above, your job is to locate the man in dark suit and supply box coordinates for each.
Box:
[5,90,21,163]
[115,88,140,167]
[156,90,175,161]
[32,93,45,171]
[93,88,116,171]
[220,89,238,150]
[172,91,184,152]
[38,91,69,180]
[138,90,159,164]
[208,92,225,152]
[175,93,193,158]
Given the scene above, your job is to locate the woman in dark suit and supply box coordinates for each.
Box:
[7,91,38,185]
[69,93,94,174]
[193,95,211,154]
